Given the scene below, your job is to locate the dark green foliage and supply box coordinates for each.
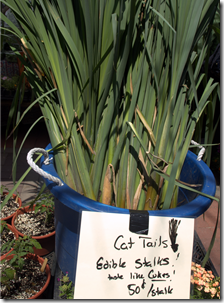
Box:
[1,235,42,286]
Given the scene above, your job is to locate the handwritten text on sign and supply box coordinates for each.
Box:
[73,212,194,299]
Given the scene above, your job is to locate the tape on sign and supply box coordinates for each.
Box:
[129,210,149,235]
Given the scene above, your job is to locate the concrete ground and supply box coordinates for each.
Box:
[1,122,221,277]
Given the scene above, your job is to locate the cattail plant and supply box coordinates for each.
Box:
[1,0,219,212]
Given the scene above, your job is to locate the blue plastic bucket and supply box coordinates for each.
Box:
[40,144,216,283]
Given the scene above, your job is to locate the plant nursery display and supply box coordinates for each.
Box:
[1,0,220,298]
[0,236,51,299]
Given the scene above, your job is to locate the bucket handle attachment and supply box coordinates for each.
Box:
[27,148,64,186]
[190,140,205,161]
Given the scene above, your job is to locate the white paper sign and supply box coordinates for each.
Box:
[74,211,194,299]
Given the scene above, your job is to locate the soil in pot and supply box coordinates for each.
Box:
[0,193,22,223]
[12,205,55,256]
[0,254,51,299]
[0,223,18,261]
[13,206,55,236]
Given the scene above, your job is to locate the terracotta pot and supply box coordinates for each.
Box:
[11,205,55,256]
[0,224,19,261]
[1,192,22,224]
[2,253,51,299]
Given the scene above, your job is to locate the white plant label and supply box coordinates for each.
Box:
[74,211,194,299]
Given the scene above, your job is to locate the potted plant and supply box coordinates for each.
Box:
[1,74,32,101]
[11,192,55,256]
[0,220,19,261]
[0,185,22,224]
[2,0,220,285]
[1,75,20,94]
[0,235,51,299]
[190,262,220,299]
[58,271,74,300]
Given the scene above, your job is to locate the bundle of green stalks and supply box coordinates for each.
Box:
[1,0,219,211]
